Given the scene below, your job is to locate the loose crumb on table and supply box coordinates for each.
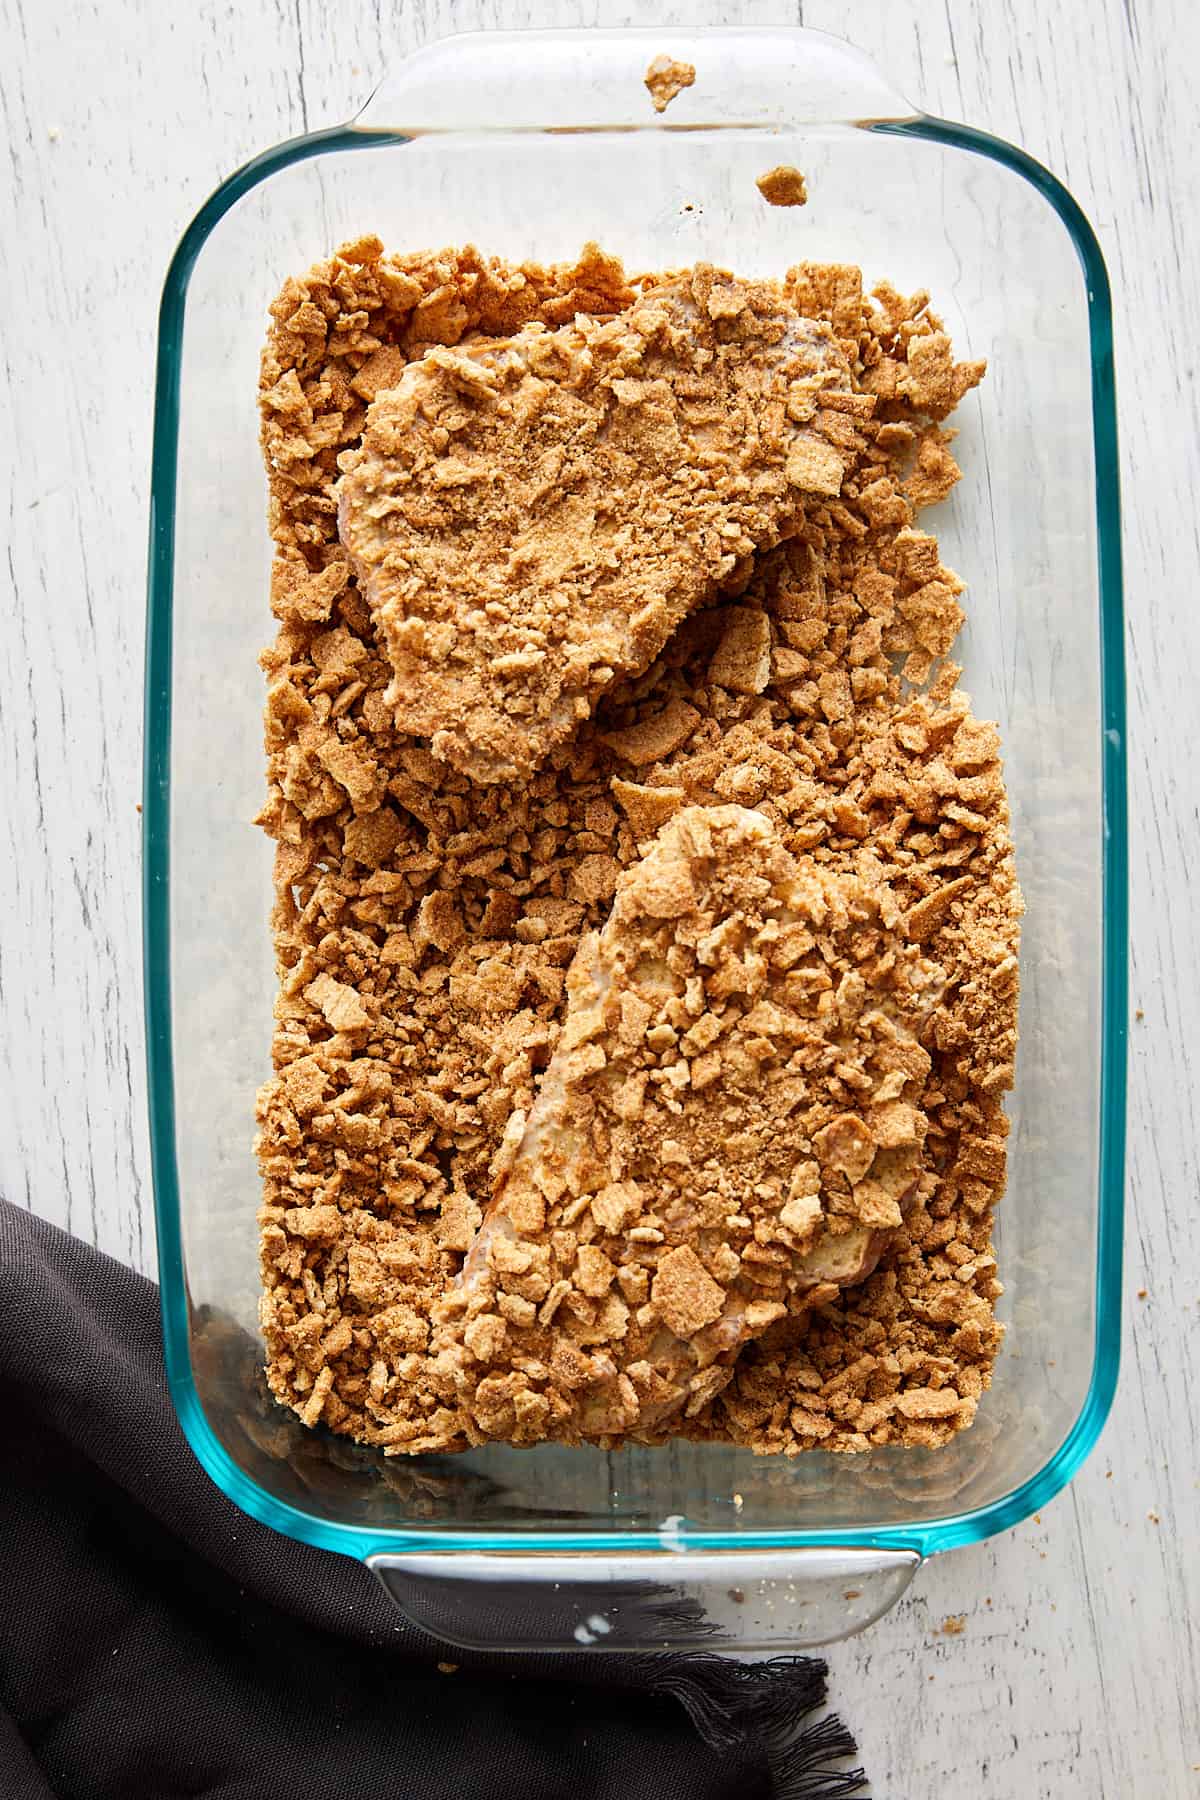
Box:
[644,54,696,114]
[756,165,808,207]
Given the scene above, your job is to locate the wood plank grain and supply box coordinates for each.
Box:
[1,2,1197,1795]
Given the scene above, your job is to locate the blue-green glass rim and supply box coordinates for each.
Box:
[144,113,1126,1566]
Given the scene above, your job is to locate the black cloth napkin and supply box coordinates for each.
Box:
[0,1200,866,1799]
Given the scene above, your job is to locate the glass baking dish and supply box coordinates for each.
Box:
[144,24,1126,1650]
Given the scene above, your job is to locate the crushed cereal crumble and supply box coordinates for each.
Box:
[254,236,1017,1460]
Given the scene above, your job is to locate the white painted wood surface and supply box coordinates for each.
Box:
[1,1,1197,1793]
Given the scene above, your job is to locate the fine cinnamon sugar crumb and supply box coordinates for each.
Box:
[644,55,696,114]
[254,236,1016,1460]
[757,166,808,208]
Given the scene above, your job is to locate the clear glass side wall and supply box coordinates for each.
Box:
[147,107,1124,1562]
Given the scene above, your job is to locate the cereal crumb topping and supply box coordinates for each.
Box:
[254,237,1016,1460]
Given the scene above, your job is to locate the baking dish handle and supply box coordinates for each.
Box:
[354,26,916,135]
[368,1546,920,1652]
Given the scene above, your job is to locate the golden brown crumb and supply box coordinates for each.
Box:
[939,1614,967,1636]
[253,240,1018,1461]
[757,166,808,208]
[335,267,852,783]
[644,55,695,114]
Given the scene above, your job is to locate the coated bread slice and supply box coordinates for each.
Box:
[428,805,946,1446]
[335,266,852,783]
